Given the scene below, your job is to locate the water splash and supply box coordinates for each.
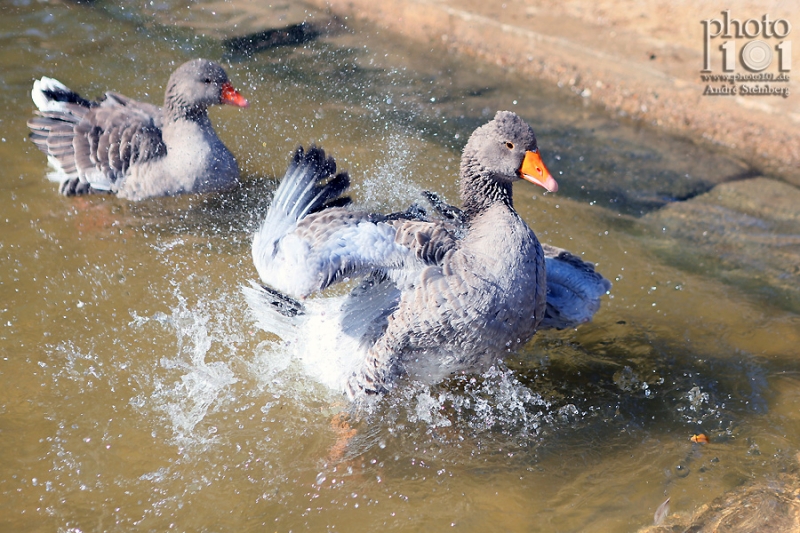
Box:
[356,130,424,211]
[677,384,717,425]
[379,366,566,441]
[129,292,238,443]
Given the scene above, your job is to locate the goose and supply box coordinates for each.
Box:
[245,111,610,402]
[27,58,248,200]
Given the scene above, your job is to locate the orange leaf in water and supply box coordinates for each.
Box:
[690,433,709,444]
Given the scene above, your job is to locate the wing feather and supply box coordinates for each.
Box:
[28,84,166,194]
[539,244,612,330]
[253,145,458,299]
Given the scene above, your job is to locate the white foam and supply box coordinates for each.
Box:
[130,295,239,442]
[243,279,385,400]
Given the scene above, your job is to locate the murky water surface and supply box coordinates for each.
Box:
[1,1,799,532]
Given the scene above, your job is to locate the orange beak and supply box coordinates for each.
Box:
[519,150,558,192]
[220,81,249,108]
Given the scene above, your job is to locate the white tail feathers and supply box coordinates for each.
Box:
[45,156,69,183]
[31,76,72,112]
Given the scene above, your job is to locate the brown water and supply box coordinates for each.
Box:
[2,1,800,532]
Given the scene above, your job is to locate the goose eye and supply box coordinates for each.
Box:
[202,77,212,84]
[505,142,514,150]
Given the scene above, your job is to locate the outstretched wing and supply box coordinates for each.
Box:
[252,146,458,299]
[539,244,612,330]
[256,206,457,299]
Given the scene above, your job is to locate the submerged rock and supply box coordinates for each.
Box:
[223,22,327,56]
[541,126,751,216]
[639,472,800,532]
[643,177,800,312]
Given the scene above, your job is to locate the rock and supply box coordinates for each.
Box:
[541,125,751,216]
[639,472,800,532]
[643,177,800,313]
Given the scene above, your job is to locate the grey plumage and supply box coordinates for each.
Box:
[247,111,610,402]
[421,191,612,330]
[27,59,248,200]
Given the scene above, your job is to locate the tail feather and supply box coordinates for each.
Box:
[31,76,93,112]
[29,77,95,185]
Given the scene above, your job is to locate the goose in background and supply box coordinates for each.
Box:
[28,58,248,200]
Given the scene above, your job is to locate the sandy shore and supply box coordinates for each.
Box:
[299,0,800,186]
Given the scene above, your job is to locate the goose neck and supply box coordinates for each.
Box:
[164,91,209,123]
[460,160,513,218]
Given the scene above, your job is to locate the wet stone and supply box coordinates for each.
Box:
[639,471,800,533]
[540,125,752,216]
[642,177,800,313]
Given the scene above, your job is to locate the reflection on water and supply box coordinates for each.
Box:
[1,1,799,532]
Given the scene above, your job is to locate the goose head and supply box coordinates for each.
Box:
[165,59,248,117]
[460,111,557,214]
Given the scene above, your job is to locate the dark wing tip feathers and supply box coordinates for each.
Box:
[321,196,353,210]
[41,87,94,109]
[258,284,306,317]
[291,144,352,215]
[294,144,338,183]
[315,171,351,211]
[60,178,102,197]
[422,190,466,225]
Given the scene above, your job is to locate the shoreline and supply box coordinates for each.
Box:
[302,0,800,186]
